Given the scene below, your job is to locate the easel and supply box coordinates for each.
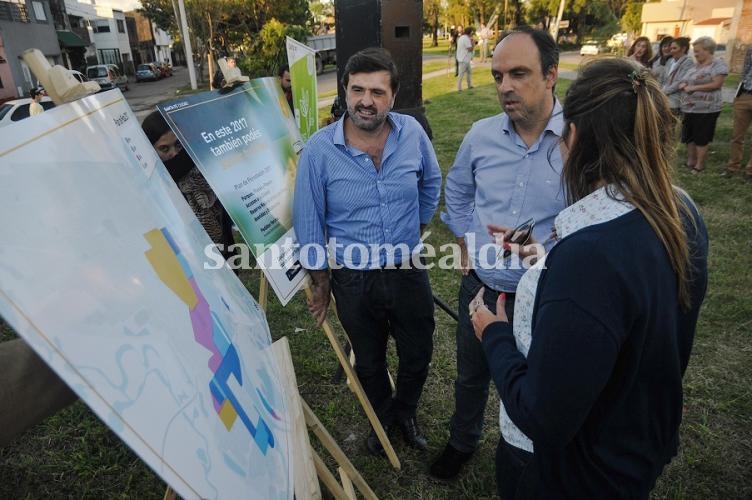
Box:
[259,274,400,470]
[261,275,381,499]
[171,57,390,496]
[162,333,378,500]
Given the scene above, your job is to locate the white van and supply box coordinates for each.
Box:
[85,64,128,91]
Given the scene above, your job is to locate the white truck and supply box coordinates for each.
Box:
[306,34,336,74]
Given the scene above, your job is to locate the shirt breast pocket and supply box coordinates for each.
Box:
[541,143,565,201]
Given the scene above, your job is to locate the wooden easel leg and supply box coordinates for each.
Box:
[302,399,379,500]
[258,273,269,311]
[163,486,177,500]
[304,287,401,470]
[338,467,357,500]
[312,449,351,500]
[329,296,396,404]
[344,348,395,393]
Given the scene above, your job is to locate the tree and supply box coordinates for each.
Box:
[621,1,645,35]
[139,0,311,84]
[423,0,442,46]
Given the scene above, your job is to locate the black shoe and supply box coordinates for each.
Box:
[720,170,737,178]
[398,417,428,451]
[366,425,389,456]
[429,443,474,480]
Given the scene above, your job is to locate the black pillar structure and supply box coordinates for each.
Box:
[334,0,432,138]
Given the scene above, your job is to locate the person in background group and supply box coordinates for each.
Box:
[431,26,566,482]
[723,46,752,182]
[278,65,294,114]
[662,37,694,116]
[456,27,475,91]
[679,36,728,174]
[478,23,491,63]
[450,27,462,77]
[472,57,709,498]
[649,36,674,85]
[293,48,442,456]
[141,111,236,262]
[627,36,652,67]
[29,88,44,116]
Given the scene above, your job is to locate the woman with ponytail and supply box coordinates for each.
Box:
[472,58,709,498]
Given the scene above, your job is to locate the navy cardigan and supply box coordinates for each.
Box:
[482,203,708,499]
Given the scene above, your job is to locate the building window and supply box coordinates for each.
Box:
[93,20,110,33]
[32,1,46,22]
[98,48,122,66]
[117,19,125,33]
[0,0,31,23]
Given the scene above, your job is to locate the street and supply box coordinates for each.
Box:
[124,51,608,122]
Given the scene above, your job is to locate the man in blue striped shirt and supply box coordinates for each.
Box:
[431,26,567,484]
[293,48,442,455]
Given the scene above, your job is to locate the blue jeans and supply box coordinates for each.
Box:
[448,271,516,453]
[331,267,435,423]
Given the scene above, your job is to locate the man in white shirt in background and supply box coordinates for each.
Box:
[478,24,490,63]
[456,27,475,92]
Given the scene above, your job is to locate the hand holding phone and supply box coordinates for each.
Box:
[501,218,536,258]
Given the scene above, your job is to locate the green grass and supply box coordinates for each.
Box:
[423,37,453,56]
[2,64,751,499]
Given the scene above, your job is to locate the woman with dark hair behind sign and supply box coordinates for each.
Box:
[142,111,236,264]
[471,58,709,498]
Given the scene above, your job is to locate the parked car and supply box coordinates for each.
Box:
[607,32,629,50]
[149,62,171,78]
[0,96,56,128]
[136,63,159,82]
[580,40,606,56]
[68,69,89,83]
[156,62,172,77]
[86,64,128,91]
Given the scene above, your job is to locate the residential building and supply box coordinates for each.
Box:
[0,0,61,100]
[641,0,736,41]
[90,4,132,74]
[641,0,752,73]
[728,0,752,72]
[62,0,96,70]
[125,9,172,69]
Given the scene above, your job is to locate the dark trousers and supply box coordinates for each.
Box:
[496,437,534,499]
[331,267,435,424]
[449,271,516,453]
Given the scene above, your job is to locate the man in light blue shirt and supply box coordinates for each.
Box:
[293,48,442,455]
[431,26,567,485]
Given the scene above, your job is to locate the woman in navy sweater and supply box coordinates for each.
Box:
[472,58,709,498]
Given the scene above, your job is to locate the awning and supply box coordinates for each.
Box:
[56,30,87,48]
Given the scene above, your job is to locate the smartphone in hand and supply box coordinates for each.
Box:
[502,218,536,258]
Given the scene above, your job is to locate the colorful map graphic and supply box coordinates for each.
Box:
[144,227,279,455]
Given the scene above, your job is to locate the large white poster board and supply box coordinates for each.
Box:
[0,90,293,499]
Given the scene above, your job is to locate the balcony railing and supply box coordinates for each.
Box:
[0,2,30,23]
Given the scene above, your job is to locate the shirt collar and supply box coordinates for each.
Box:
[333,111,401,147]
[500,97,564,138]
[554,185,635,239]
